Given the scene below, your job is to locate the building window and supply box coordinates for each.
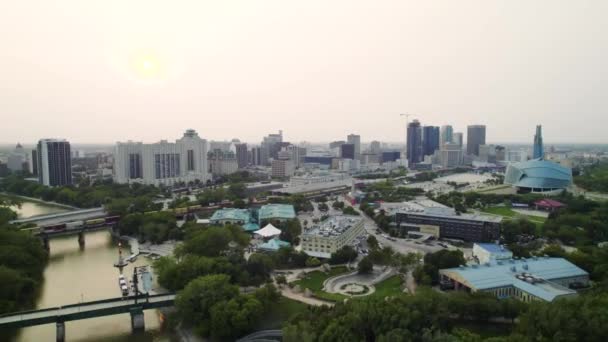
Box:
[187,150,195,171]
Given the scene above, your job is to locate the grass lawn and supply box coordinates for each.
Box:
[254,297,309,330]
[369,275,404,298]
[482,206,546,230]
[290,266,350,302]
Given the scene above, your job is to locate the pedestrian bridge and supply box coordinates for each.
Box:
[10,207,107,226]
[0,293,175,341]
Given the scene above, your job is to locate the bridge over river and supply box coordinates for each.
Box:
[10,207,107,226]
[0,293,175,342]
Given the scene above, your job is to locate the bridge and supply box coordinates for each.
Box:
[0,293,175,342]
[10,207,107,226]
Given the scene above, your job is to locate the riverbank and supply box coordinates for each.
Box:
[0,192,78,210]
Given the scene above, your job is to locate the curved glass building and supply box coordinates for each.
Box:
[504,159,572,194]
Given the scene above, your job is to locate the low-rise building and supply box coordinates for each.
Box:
[439,257,589,302]
[301,216,365,258]
[258,204,296,224]
[394,200,501,242]
[209,208,251,226]
[473,243,513,265]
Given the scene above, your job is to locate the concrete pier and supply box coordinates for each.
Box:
[78,231,85,247]
[130,307,145,332]
[56,321,65,342]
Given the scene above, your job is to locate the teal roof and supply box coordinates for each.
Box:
[259,204,296,221]
[210,208,251,223]
[504,159,572,190]
[258,238,291,252]
[440,257,587,302]
[243,222,260,232]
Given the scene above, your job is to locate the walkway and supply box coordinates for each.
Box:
[0,293,175,329]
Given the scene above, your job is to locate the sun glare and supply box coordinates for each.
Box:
[130,52,164,81]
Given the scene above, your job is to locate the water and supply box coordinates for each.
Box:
[7,200,175,342]
[10,200,68,218]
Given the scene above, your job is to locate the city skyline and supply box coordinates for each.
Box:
[2,1,607,144]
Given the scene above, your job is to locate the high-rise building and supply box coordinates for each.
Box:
[422,126,440,157]
[369,140,381,154]
[466,125,486,156]
[347,134,361,160]
[439,143,463,168]
[440,125,454,146]
[329,141,346,150]
[271,158,294,178]
[37,139,72,186]
[7,143,26,172]
[250,147,262,166]
[235,143,248,169]
[208,149,238,176]
[340,143,355,159]
[533,125,544,159]
[30,149,38,176]
[452,132,464,147]
[114,129,209,186]
[260,131,283,165]
[495,146,506,161]
[407,120,423,166]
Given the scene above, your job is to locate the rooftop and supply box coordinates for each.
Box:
[475,243,511,254]
[440,257,587,301]
[273,178,352,195]
[535,199,566,208]
[258,204,296,220]
[396,200,502,223]
[258,238,291,252]
[303,216,363,239]
[210,208,251,222]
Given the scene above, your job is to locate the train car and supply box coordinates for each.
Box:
[42,223,67,233]
[188,204,202,211]
[104,216,121,224]
[65,221,84,229]
[84,218,106,226]
[173,207,188,215]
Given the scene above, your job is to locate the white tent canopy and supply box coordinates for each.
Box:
[254,224,282,238]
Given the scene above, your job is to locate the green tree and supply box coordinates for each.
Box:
[358,256,373,274]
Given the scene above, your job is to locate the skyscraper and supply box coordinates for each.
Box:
[533,125,544,159]
[440,125,454,146]
[235,143,248,169]
[452,132,463,147]
[260,131,283,165]
[347,134,361,160]
[37,139,72,186]
[422,126,440,157]
[340,143,355,159]
[407,120,423,165]
[466,125,486,156]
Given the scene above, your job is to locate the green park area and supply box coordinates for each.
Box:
[253,297,309,331]
[482,206,546,230]
[290,267,405,302]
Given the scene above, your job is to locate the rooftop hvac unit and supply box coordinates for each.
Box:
[510,266,516,272]
[523,264,529,270]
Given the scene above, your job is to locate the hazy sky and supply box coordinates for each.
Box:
[1,1,607,144]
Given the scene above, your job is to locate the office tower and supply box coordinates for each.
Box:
[452,132,463,147]
[260,131,283,165]
[114,129,209,186]
[440,125,454,146]
[369,140,381,154]
[208,149,238,176]
[422,126,440,157]
[347,134,361,160]
[478,144,496,163]
[495,145,506,161]
[30,149,38,176]
[37,139,72,186]
[533,125,544,159]
[466,125,486,156]
[440,143,463,168]
[235,143,248,169]
[250,147,262,166]
[340,144,355,159]
[7,143,26,172]
[271,152,294,178]
[406,120,423,165]
[382,151,401,163]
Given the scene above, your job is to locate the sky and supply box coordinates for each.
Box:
[1,0,607,144]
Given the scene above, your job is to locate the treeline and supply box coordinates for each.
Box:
[283,289,608,341]
[0,204,48,314]
[575,161,608,193]
[0,175,163,211]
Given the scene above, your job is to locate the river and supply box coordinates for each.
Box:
[8,200,175,342]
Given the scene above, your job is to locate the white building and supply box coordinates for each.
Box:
[7,143,26,172]
[439,143,463,168]
[208,149,238,176]
[271,158,294,178]
[113,129,210,186]
[473,243,513,265]
[301,216,365,258]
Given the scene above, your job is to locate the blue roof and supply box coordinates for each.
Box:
[440,257,587,301]
[210,208,251,222]
[243,223,260,232]
[476,243,510,254]
[504,159,572,190]
[258,204,296,221]
[258,238,291,252]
